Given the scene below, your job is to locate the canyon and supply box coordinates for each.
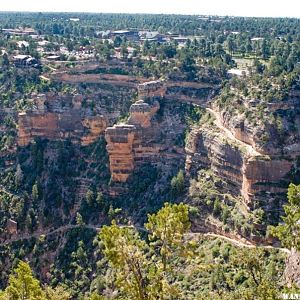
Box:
[185,108,294,215]
[16,70,300,220]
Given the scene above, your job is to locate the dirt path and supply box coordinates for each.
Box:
[206,108,262,157]
[0,224,102,247]
[39,75,50,81]
[1,223,290,255]
[192,232,290,254]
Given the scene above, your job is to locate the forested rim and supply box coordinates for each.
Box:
[1,12,300,299]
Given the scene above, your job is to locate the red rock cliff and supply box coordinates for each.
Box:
[17,94,107,147]
[105,125,136,182]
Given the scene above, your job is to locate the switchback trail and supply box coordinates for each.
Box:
[1,223,290,255]
[206,108,262,157]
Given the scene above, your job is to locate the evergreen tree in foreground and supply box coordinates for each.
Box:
[0,261,45,300]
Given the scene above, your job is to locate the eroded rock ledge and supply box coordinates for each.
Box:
[105,99,160,182]
[16,74,299,213]
[18,93,107,146]
[185,107,295,212]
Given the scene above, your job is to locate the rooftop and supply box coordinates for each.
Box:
[13,54,31,60]
[113,30,131,34]
[228,68,249,76]
[251,37,264,41]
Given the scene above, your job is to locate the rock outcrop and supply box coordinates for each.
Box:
[18,94,107,146]
[103,76,219,184]
[17,73,298,215]
[105,125,136,182]
[128,99,160,128]
[186,107,296,213]
[18,112,59,146]
[105,100,160,182]
[81,116,107,146]
[242,158,292,205]
[138,79,166,98]
[186,125,244,194]
[215,90,300,209]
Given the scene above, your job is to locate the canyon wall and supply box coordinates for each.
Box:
[17,72,215,185]
[18,94,107,147]
[17,69,299,216]
[18,75,216,149]
[185,105,297,213]
[105,99,161,182]
[105,125,136,182]
[104,77,215,184]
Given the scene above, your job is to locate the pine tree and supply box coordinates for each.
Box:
[171,170,185,196]
[2,261,45,300]
[145,202,191,271]
[269,183,300,251]
[99,203,191,299]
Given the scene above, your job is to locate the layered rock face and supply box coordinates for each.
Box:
[81,116,108,146]
[17,76,216,186]
[128,99,160,128]
[105,100,161,182]
[186,125,244,196]
[18,93,107,146]
[17,72,298,213]
[213,91,300,156]
[104,77,218,184]
[138,79,166,98]
[105,125,136,182]
[55,71,218,107]
[165,82,218,107]
[186,102,298,212]
[242,158,292,205]
[18,112,59,146]
[52,73,140,87]
[214,91,300,209]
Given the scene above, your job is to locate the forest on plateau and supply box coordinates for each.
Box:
[0,12,300,299]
